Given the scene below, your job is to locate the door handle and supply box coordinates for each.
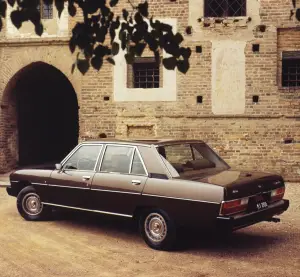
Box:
[82,176,91,181]
[132,180,141,186]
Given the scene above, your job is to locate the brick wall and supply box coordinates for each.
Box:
[0,0,299,181]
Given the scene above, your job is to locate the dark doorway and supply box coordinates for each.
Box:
[13,62,79,166]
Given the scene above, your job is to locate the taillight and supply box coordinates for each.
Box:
[270,187,285,203]
[220,197,249,216]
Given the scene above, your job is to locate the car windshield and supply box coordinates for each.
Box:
[156,142,230,177]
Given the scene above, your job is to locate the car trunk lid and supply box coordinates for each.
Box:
[179,169,284,200]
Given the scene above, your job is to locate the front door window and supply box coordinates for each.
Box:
[64,145,102,171]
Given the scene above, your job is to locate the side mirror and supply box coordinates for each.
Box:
[55,164,62,171]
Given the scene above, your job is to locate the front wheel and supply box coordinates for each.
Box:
[17,186,52,221]
[139,209,176,250]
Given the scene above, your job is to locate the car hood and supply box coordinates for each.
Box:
[10,163,57,183]
[179,169,284,200]
[15,163,57,171]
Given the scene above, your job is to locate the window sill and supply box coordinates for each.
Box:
[200,16,249,28]
[278,86,300,91]
[202,16,248,20]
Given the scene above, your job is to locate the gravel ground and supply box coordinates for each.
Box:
[0,183,299,277]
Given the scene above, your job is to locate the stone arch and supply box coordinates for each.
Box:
[0,45,82,102]
[0,58,80,172]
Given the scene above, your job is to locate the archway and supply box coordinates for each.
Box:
[2,62,79,167]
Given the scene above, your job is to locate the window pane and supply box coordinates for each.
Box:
[131,150,146,175]
[205,0,246,17]
[162,144,193,165]
[133,59,160,89]
[39,1,53,19]
[282,57,300,87]
[228,0,246,16]
[101,146,134,174]
[64,145,102,171]
[192,146,205,160]
[157,143,229,177]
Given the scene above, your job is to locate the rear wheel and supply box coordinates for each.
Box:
[17,186,52,221]
[139,209,176,250]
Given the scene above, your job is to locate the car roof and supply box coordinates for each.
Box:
[81,138,205,147]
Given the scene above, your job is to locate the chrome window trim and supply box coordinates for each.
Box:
[129,148,135,174]
[82,141,152,148]
[98,144,148,177]
[60,144,103,172]
[143,193,220,205]
[135,147,148,176]
[98,144,107,172]
[60,144,81,165]
[151,145,172,179]
[42,202,132,218]
[93,145,104,171]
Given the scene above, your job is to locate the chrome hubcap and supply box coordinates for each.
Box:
[22,193,43,216]
[145,213,167,243]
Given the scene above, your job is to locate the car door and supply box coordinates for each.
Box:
[44,144,103,208]
[88,144,148,217]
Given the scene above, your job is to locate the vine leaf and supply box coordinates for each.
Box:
[296,8,300,21]
[162,57,177,70]
[112,42,120,56]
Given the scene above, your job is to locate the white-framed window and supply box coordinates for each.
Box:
[129,57,160,89]
[113,18,177,102]
[6,1,68,38]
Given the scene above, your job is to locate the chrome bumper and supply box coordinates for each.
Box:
[216,199,290,231]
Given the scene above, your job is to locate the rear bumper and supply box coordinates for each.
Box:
[217,199,289,231]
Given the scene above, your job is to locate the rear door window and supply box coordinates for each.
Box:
[100,146,134,174]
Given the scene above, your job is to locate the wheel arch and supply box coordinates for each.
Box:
[133,205,176,224]
[11,181,33,197]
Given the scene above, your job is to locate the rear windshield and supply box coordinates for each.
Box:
[157,143,229,177]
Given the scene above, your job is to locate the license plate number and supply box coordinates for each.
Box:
[256,201,268,210]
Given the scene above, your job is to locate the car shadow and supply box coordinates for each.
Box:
[52,209,138,236]
[174,228,287,254]
[52,209,288,255]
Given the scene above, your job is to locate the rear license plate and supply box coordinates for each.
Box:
[256,201,268,210]
[255,194,268,211]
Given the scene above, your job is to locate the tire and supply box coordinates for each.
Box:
[17,186,52,221]
[139,209,176,251]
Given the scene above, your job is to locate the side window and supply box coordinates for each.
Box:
[163,144,193,165]
[131,150,147,175]
[64,145,102,171]
[192,146,205,160]
[101,146,134,174]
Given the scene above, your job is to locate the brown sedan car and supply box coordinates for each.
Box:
[6,139,289,250]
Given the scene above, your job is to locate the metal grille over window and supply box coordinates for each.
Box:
[205,0,246,17]
[133,58,160,89]
[282,51,300,88]
[37,1,53,20]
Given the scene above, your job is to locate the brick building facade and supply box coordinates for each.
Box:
[0,0,299,181]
